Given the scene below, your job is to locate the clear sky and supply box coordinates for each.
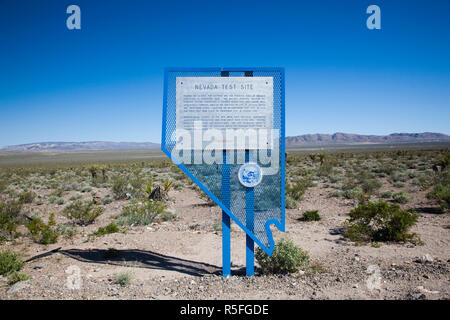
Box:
[0,0,449,148]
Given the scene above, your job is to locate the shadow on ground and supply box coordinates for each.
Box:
[414,207,445,214]
[58,248,223,277]
[25,247,251,277]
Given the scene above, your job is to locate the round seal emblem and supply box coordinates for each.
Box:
[238,163,263,188]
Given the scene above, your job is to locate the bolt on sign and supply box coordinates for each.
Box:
[161,68,285,276]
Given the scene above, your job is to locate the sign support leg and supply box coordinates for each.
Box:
[221,71,231,278]
[222,151,231,277]
[222,211,231,277]
[245,149,255,276]
[246,187,255,276]
[244,70,255,276]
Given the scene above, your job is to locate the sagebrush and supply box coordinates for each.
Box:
[255,238,309,274]
[344,201,420,243]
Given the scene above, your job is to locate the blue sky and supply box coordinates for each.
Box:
[0,0,449,147]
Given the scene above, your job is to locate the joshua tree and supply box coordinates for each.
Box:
[88,166,98,179]
[318,153,326,165]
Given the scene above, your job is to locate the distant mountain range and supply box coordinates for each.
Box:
[1,132,449,152]
[0,141,160,152]
[285,132,450,147]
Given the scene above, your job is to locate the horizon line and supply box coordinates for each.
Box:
[1,131,449,149]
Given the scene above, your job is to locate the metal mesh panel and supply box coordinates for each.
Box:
[162,68,284,254]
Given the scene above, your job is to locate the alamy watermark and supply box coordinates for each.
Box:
[65,265,82,290]
[366,265,382,290]
[170,121,280,175]
[66,5,81,30]
[65,5,379,31]
[366,5,381,30]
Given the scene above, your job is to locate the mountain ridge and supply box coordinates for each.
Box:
[1,132,449,152]
[285,132,450,147]
[0,141,160,152]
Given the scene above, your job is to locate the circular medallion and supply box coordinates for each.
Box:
[238,163,263,188]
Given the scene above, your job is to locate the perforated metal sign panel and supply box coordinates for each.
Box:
[162,68,285,255]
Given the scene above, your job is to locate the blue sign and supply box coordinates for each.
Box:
[161,68,285,276]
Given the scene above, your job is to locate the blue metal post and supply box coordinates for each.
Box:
[245,150,255,276]
[222,151,231,277]
[244,70,255,276]
[221,70,231,277]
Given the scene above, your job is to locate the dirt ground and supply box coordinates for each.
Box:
[1,184,448,300]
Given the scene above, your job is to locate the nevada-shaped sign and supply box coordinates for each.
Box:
[161,68,285,255]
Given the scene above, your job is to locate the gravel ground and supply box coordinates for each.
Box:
[1,187,449,300]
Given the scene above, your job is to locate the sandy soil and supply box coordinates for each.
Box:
[1,187,449,300]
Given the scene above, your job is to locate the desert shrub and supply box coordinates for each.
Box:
[159,209,177,222]
[328,173,344,184]
[342,187,364,200]
[255,238,310,275]
[408,171,417,179]
[391,170,409,183]
[437,153,450,170]
[361,179,382,195]
[115,271,131,286]
[162,179,174,192]
[344,201,420,243]
[128,175,146,198]
[173,180,185,190]
[0,200,23,241]
[47,195,58,204]
[57,224,77,239]
[302,210,321,221]
[102,195,113,205]
[341,174,358,191]
[49,189,65,197]
[93,222,120,237]
[380,191,393,199]
[25,215,59,244]
[393,181,405,188]
[116,199,167,226]
[7,271,30,285]
[144,180,154,196]
[0,180,7,193]
[392,192,412,204]
[331,190,344,197]
[62,182,80,192]
[48,195,64,205]
[63,200,104,225]
[373,162,395,176]
[427,184,450,211]
[375,172,387,178]
[285,196,299,209]
[69,194,82,201]
[0,250,24,276]
[286,177,312,201]
[412,175,434,190]
[18,190,35,204]
[314,154,337,177]
[111,175,146,200]
[307,261,329,275]
[81,186,92,193]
